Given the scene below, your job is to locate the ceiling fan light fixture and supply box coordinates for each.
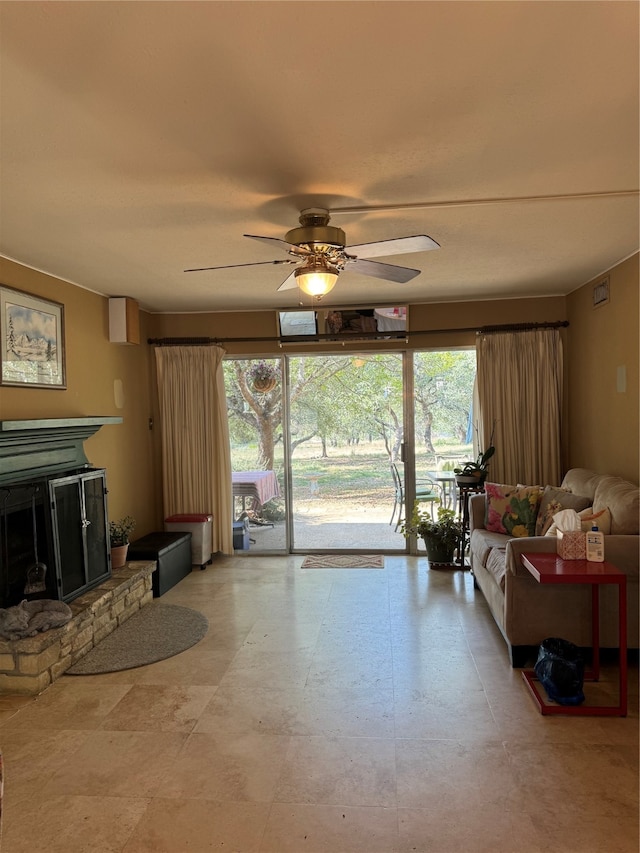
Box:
[295,258,339,298]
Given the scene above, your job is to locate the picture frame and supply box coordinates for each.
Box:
[1,285,66,388]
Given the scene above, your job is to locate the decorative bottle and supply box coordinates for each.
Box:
[586,524,604,562]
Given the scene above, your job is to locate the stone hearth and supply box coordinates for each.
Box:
[0,561,155,695]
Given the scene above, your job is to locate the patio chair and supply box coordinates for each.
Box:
[390,462,442,531]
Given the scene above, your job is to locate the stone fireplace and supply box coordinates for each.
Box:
[0,561,155,694]
[0,418,156,694]
[0,418,122,608]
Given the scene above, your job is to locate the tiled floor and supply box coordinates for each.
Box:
[1,556,638,852]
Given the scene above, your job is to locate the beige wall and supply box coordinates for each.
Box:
[0,258,159,537]
[566,253,639,482]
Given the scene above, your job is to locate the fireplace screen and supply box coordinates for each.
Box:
[50,471,110,600]
[0,469,110,609]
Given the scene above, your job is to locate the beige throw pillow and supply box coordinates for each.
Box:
[535,486,592,536]
[545,506,612,537]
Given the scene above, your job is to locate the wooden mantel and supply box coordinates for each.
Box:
[0,417,123,485]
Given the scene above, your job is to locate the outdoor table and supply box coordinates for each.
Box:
[427,470,457,509]
[232,470,280,517]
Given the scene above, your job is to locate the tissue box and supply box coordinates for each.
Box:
[557,530,586,560]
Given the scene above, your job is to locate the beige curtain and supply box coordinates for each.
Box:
[475,328,563,486]
[155,346,233,555]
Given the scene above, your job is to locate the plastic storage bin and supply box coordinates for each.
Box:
[164,513,213,569]
[233,519,250,551]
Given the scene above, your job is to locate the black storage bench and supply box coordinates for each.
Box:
[127,531,192,597]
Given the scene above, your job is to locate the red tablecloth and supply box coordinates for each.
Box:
[232,470,280,509]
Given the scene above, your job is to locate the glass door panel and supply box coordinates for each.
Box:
[411,349,476,553]
[50,478,85,598]
[286,352,407,552]
[223,358,287,551]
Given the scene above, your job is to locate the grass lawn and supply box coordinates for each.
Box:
[231,440,471,508]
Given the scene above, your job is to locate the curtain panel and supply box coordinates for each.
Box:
[476,328,563,487]
[155,346,233,555]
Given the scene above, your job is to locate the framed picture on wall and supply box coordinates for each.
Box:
[0,285,66,388]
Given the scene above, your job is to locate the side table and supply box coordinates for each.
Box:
[520,552,627,716]
[456,482,484,566]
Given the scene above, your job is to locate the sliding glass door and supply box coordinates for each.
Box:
[223,349,475,554]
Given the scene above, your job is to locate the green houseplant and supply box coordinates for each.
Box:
[109,515,135,569]
[454,423,496,485]
[401,504,463,565]
[453,446,495,484]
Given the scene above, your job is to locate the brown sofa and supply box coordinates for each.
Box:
[468,468,639,666]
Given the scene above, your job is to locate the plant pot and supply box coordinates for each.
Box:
[422,537,455,566]
[252,376,277,393]
[455,473,486,487]
[110,543,129,569]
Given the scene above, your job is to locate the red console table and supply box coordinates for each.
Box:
[520,552,627,716]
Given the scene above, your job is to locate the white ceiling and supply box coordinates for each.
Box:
[0,1,638,314]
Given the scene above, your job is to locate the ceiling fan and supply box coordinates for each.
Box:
[184,208,440,299]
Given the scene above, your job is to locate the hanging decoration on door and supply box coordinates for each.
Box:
[248,360,279,393]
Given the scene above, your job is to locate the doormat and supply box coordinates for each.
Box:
[300,555,384,569]
[66,603,208,675]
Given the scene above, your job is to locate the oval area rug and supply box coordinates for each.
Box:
[66,603,208,675]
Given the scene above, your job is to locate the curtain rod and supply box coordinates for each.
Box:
[147,320,568,347]
[477,320,569,334]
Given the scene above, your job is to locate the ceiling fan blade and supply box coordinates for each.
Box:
[277,270,299,291]
[349,257,420,283]
[244,234,311,257]
[346,235,440,258]
[184,259,295,273]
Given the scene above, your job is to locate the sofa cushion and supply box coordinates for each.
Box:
[485,546,508,591]
[470,528,510,567]
[535,486,592,536]
[560,468,600,501]
[485,482,543,537]
[593,476,640,535]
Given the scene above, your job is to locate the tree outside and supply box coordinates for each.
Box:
[224,352,475,467]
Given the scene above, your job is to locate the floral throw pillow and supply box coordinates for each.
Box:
[485,482,543,537]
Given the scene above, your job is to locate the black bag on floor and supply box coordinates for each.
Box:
[534,637,585,705]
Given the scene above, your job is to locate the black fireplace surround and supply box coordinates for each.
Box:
[0,418,122,609]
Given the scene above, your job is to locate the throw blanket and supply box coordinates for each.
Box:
[0,599,73,640]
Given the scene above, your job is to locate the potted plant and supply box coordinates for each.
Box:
[109,515,136,569]
[401,504,463,566]
[454,423,496,486]
[248,360,279,393]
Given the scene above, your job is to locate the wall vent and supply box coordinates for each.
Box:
[592,277,610,308]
